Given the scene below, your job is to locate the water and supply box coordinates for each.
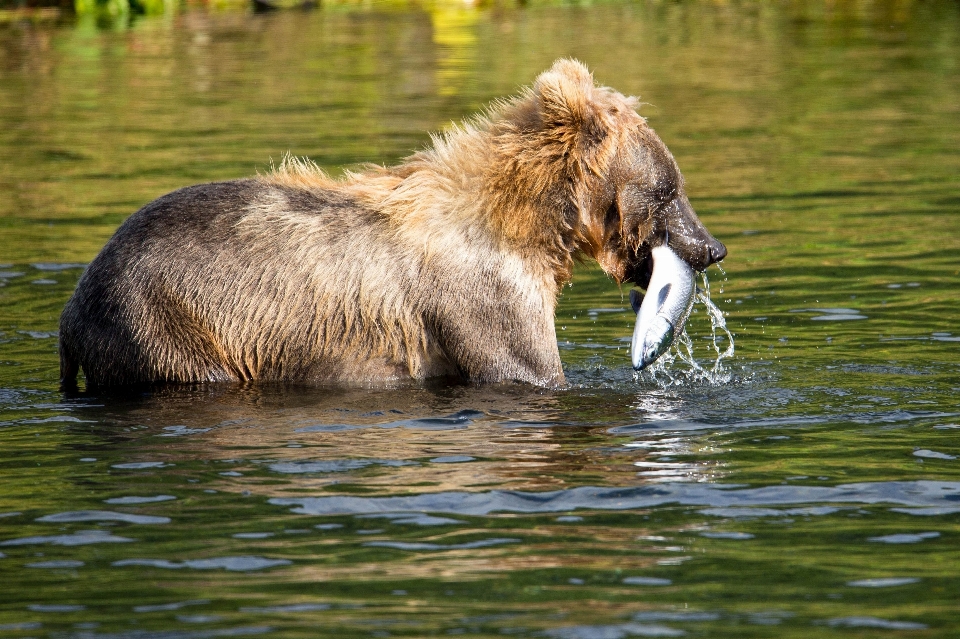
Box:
[2,1,960,636]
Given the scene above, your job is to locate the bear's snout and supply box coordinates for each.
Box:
[708,237,727,265]
[663,195,726,272]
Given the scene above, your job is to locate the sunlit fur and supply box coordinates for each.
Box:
[59,59,717,389]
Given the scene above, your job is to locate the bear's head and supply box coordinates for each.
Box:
[508,59,726,289]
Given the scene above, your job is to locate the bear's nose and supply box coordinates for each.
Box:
[708,238,727,265]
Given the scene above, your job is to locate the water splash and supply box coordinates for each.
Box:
[697,271,736,368]
[639,271,735,386]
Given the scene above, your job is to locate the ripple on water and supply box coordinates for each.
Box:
[364,538,519,551]
[355,512,464,526]
[913,449,956,460]
[177,615,223,624]
[846,577,920,588]
[112,556,291,571]
[700,506,840,519]
[160,425,212,437]
[267,459,415,474]
[66,624,274,637]
[104,495,177,505]
[543,622,685,638]
[748,611,794,626]
[699,532,755,539]
[133,600,210,613]
[21,415,88,424]
[36,510,170,525]
[632,612,720,622]
[28,604,86,612]
[30,262,86,271]
[824,617,927,630]
[611,406,960,435]
[868,532,940,544]
[622,577,672,586]
[0,623,42,631]
[295,409,484,433]
[0,530,135,546]
[111,462,171,469]
[890,506,960,516]
[790,308,868,321]
[270,480,960,517]
[239,604,331,613]
[18,331,57,339]
[498,419,569,428]
[25,560,85,569]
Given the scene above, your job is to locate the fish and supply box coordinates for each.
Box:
[630,245,696,370]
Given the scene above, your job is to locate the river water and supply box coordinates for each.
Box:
[1,1,959,637]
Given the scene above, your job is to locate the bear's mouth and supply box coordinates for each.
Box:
[628,251,655,291]
[627,234,724,290]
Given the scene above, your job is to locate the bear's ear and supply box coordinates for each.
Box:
[534,59,605,144]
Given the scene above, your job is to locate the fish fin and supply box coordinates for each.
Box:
[629,289,643,314]
[657,283,672,310]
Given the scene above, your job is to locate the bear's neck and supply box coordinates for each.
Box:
[370,126,584,292]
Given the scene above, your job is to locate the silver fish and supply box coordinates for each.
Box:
[630,245,696,370]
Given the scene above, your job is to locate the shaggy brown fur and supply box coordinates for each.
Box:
[59,59,725,390]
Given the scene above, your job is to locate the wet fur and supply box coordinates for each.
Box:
[60,59,722,389]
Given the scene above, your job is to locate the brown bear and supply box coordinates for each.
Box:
[59,59,725,390]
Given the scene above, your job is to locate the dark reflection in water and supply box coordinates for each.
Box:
[2,0,960,637]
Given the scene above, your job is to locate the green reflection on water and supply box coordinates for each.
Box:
[1,1,960,637]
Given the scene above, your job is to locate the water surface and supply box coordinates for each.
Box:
[1,1,959,637]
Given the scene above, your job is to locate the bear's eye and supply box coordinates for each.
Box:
[652,180,677,204]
